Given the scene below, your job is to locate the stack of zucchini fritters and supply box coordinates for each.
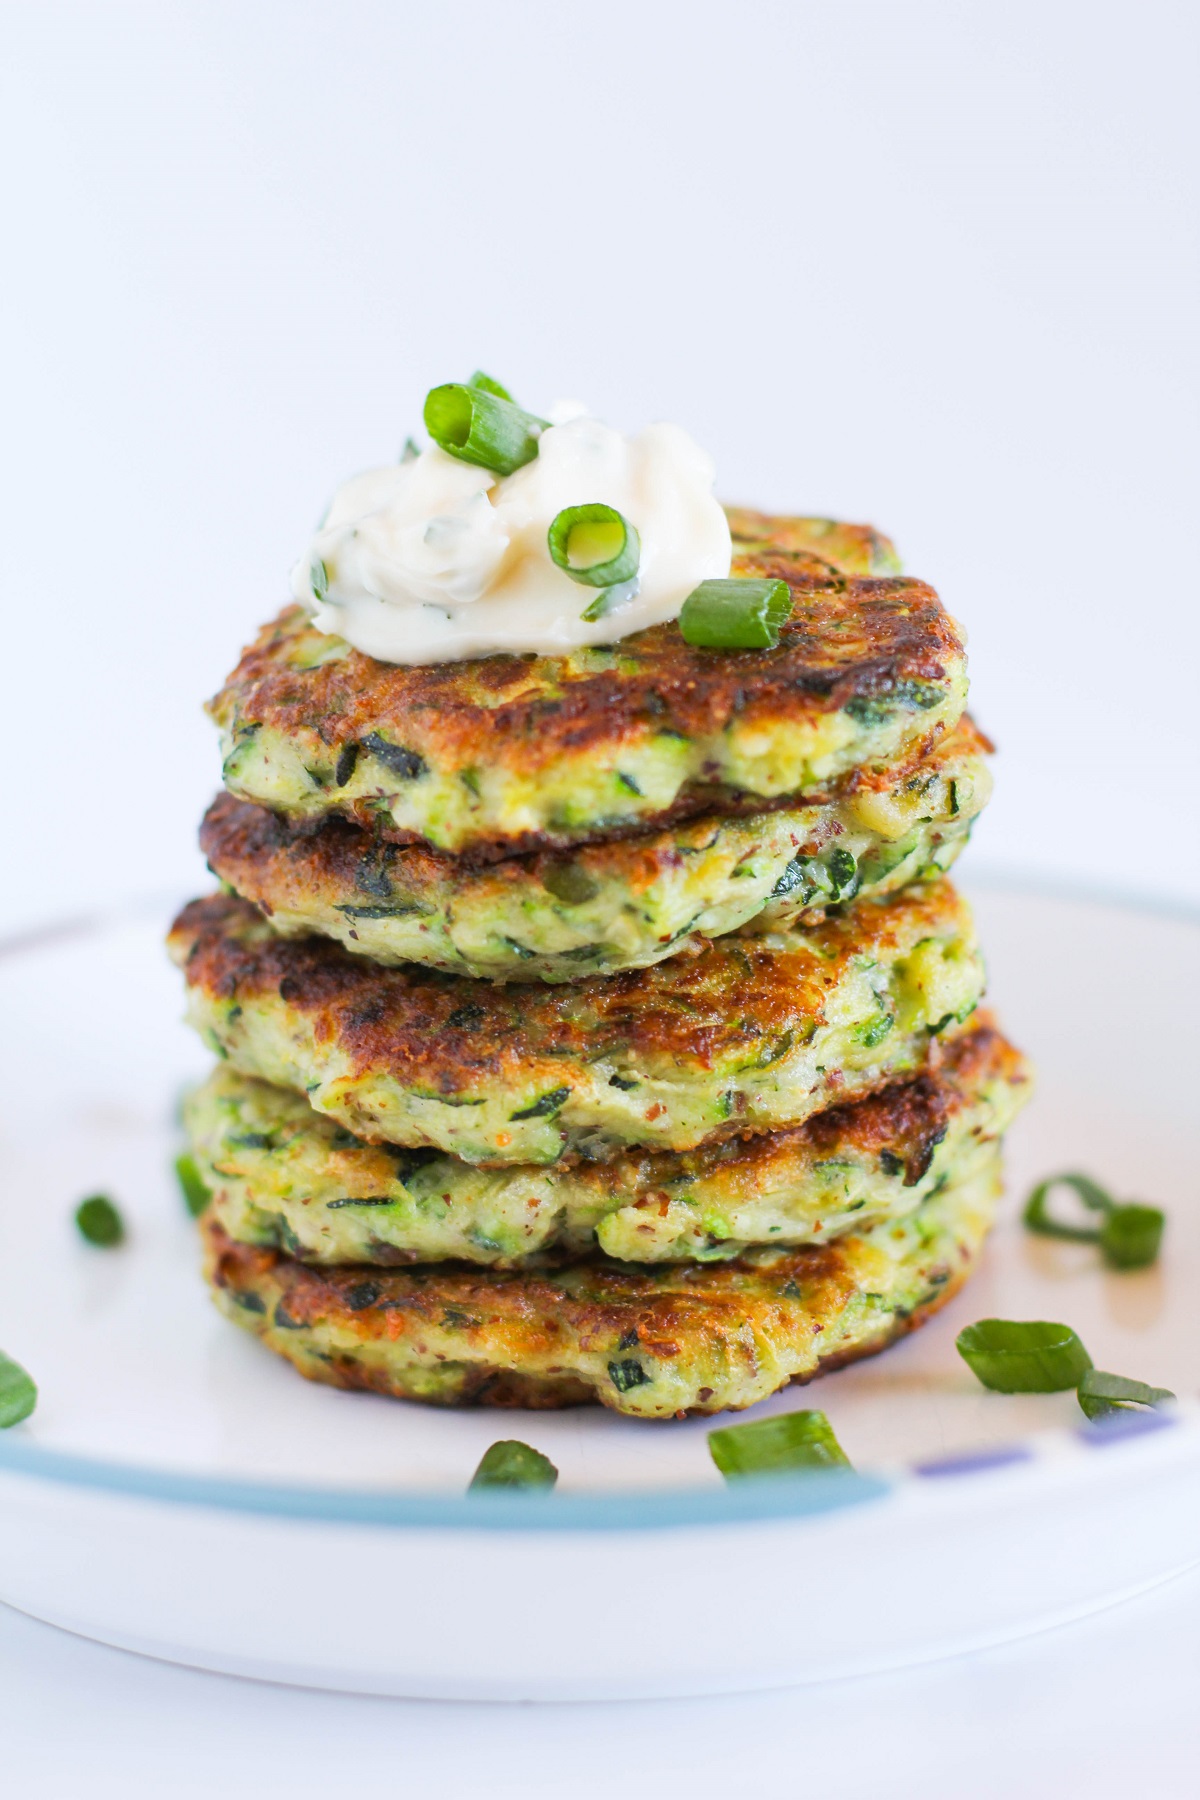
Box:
[169,509,1031,1419]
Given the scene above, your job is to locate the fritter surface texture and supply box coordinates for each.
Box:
[208,513,966,857]
[188,1018,1029,1266]
[202,1162,999,1417]
[169,880,984,1165]
[202,718,991,983]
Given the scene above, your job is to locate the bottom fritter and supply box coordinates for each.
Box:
[201,1158,1001,1418]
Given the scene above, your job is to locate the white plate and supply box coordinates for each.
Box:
[0,882,1197,1700]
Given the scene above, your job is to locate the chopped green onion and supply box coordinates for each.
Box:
[708,1409,852,1479]
[1024,1171,1113,1241]
[400,436,420,462]
[468,1440,559,1492]
[548,504,641,589]
[75,1193,124,1247]
[957,1319,1093,1392]
[1100,1204,1165,1270]
[1023,1171,1165,1270]
[310,558,329,603]
[581,576,640,623]
[1078,1370,1176,1422]
[468,370,514,401]
[423,383,547,476]
[0,1350,37,1428]
[679,578,793,650]
[175,1152,211,1218]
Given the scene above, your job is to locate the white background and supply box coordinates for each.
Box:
[1,5,1198,1794]
[1,1,1197,935]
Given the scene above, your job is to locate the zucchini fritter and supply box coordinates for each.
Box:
[208,515,967,858]
[168,880,985,1166]
[188,1019,1030,1266]
[201,718,991,983]
[202,1159,999,1417]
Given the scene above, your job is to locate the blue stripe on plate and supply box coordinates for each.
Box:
[0,1435,889,1533]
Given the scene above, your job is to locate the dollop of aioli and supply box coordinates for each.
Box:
[289,412,732,664]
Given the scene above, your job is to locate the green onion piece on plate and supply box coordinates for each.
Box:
[1023,1171,1114,1241]
[75,1193,125,1247]
[679,577,793,650]
[548,504,641,588]
[956,1319,1093,1393]
[468,370,514,401]
[0,1350,37,1429]
[1100,1203,1165,1270]
[708,1409,852,1479]
[1024,1171,1165,1270]
[1078,1370,1176,1422]
[175,1152,211,1218]
[468,1440,559,1492]
[423,383,547,476]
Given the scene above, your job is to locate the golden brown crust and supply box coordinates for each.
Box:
[724,508,901,574]
[201,1184,986,1414]
[788,1013,1018,1186]
[200,715,993,911]
[207,551,965,858]
[168,881,973,1099]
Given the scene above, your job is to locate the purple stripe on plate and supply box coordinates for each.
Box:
[913,1445,1035,1479]
[1077,1410,1177,1446]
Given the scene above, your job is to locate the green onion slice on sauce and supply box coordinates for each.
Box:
[580,576,640,622]
[424,383,547,476]
[175,1152,211,1218]
[548,503,641,590]
[1077,1370,1176,1422]
[0,1350,37,1428]
[468,1439,559,1492]
[1024,1172,1165,1270]
[75,1193,125,1247]
[956,1319,1093,1392]
[679,577,793,650]
[708,1409,852,1479]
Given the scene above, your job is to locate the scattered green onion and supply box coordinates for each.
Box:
[547,503,641,589]
[468,370,513,401]
[400,436,420,462]
[1024,1171,1165,1270]
[957,1319,1093,1393]
[1078,1370,1176,1422]
[580,576,640,622]
[1024,1172,1112,1241]
[679,578,793,650]
[174,1152,211,1218]
[75,1193,125,1248]
[0,1350,37,1428]
[708,1409,852,1479]
[468,1439,559,1492]
[423,383,547,476]
[1100,1204,1165,1270]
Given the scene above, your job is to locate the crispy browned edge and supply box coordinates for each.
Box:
[202,1199,983,1415]
[208,547,965,859]
[167,881,970,1108]
[200,715,993,910]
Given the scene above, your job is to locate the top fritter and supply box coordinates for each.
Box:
[209,520,967,860]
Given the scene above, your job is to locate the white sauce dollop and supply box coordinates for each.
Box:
[289,412,732,664]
